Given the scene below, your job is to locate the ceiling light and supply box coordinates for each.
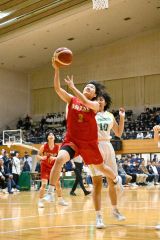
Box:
[18,56,26,59]
[67,37,75,41]
[124,17,131,21]
[0,12,10,19]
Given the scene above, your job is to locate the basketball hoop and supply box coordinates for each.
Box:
[92,0,108,10]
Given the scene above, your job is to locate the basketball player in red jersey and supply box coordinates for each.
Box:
[44,60,122,202]
[37,131,68,207]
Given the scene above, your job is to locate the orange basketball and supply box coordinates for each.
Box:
[53,47,73,67]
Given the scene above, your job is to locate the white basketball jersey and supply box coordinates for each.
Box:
[96,111,114,141]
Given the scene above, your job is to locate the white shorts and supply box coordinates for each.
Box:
[89,141,117,177]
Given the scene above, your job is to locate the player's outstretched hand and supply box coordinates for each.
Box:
[119,108,125,117]
[153,125,160,132]
[64,75,74,89]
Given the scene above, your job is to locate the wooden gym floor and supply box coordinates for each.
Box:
[0,186,160,240]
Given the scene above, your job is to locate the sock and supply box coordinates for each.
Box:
[58,196,63,201]
[96,211,101,217]
[48,185,55,193]
[112,205,117,211]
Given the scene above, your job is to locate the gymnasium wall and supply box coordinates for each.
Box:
[29,27,160,115]
[0,68,29,129]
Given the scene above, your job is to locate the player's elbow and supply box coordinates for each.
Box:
[54,87,62,96]
[115,130,122,138]
[116,133,122,138]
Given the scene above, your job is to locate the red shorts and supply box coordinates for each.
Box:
[40,158,55,180]
[61,139,103,165]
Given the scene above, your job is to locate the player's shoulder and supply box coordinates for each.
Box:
[41,142,47,149]
[105,111,114,119]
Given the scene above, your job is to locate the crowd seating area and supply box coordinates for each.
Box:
[0,107,159,145]
[16,112,66,144]
[112,107,160,140]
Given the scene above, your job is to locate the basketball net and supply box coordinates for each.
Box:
[6,141,13,148]
[92,0,108,10]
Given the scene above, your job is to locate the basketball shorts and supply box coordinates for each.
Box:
[41,161,53,180]
[89,141,117,177]
[61,139,103,165]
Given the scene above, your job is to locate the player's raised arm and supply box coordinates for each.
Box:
[112,108,125,138]
[11,142,39,152]
[52,59,72,104]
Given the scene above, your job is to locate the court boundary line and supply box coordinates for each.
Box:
[0,223,158,234]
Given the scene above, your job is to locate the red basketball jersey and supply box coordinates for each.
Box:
[65,96,98,143]
[41,143,59,168]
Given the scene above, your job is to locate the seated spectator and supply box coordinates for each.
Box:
[135,154,143,164]
[0,158,18,194]
[144,132,152,139]
[148,161,159,185]
[147,161,159,185]
[139,160,154,184]
[130,154,137,164]
[136,132,144,139]
[123,160,137,185]
[132,161,148,185]
[118,162,132,186]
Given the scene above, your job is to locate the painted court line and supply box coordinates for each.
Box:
[0,208,95,221]
[0,204,159,222]
[0,223,158,234]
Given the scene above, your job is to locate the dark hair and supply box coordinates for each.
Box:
[45,131,54,142]
[87,80,105,100]
[100,91,112,110]
[10,152,15,157]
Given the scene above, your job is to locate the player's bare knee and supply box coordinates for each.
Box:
[55,156,64,168]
